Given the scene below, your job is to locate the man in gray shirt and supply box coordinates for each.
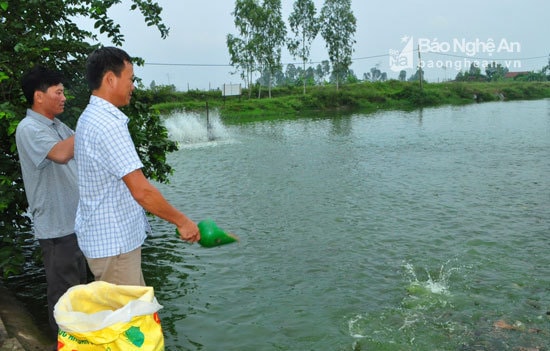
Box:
[15,65,88,340]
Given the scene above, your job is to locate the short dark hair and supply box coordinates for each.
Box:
[86,46,132,91]
[21,65,65,106]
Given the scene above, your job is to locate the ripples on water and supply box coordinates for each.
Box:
[8,101,549,351]
[148,101,548,351]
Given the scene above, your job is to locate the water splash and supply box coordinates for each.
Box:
[401,261,460,311]
[403,261,455,296]
[345,260,469,349]
[163,110,232,147]
[347,314,370,339]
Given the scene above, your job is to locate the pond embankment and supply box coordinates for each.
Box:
[0,284,54,351]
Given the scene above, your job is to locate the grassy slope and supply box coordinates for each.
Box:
[152,80,550,122]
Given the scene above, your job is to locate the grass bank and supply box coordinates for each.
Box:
[151,80,550,122]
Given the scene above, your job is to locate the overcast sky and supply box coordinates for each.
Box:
[91,0,549,91]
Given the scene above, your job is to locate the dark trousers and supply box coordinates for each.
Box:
[38,233,88,338]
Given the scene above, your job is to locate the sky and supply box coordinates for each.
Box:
[88,0,550,91]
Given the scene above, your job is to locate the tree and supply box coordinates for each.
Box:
[304,66,316,86]
[314,60,331,84]
[255,0,286,98]
[319,0,356,90]
[512,71,547,82]
[0,0,175,277]
[272,69,286,86]
[485,62,509,81]
[364,65,388,82]
[285,63,299,85]
[540,54,549,81]
[227,0,262,97]
[345,69,359,84]
[455,63,486,81]
[288,0,319,94]
[228,0,286,98]
[398,70,407,81]
[408,67,425,82]
[468,63,482,78]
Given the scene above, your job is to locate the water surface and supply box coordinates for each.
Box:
[7,100,548,350]
[145,100,549,350]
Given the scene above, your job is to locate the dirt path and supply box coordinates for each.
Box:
[0,284,55,351]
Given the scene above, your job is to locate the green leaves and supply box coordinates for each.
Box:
[288,0,319,94]
[0,71,8,83]
[320,0,357,90]
[228,0,358,94]
[131,0,169,38]
[124,90,178,184]
[227,0,286,97]
[0,245,25,278]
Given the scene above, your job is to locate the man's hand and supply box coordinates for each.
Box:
[177,219,200,243]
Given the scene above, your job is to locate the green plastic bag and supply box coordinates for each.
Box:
[176,219,238,247]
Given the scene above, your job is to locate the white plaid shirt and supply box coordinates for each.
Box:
[75,95,149,259]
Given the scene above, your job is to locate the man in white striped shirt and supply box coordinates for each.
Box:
[75,47,200,286]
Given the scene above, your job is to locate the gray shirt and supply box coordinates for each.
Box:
[15,109,78,239]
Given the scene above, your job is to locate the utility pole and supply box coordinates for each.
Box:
[417,44,423,91]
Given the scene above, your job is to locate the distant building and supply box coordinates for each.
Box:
[504,71,530,79]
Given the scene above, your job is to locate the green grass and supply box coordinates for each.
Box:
[150,80,550,122]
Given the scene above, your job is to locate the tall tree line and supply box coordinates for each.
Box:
[227,0,356,95]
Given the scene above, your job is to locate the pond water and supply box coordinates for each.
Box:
[8,99,550,350]
[146,99,549,350]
